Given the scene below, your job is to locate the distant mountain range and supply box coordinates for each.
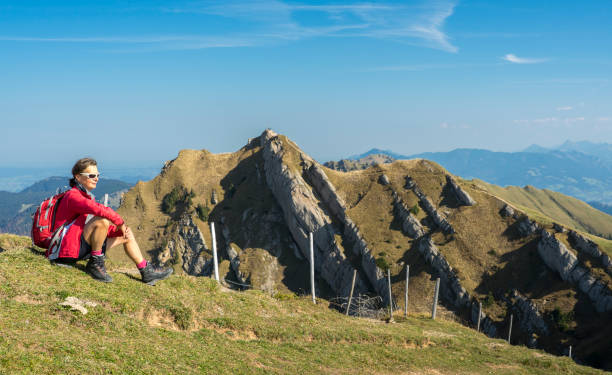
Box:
[0,166,159,193]
[335,140,612,206]
[0,176,132,235]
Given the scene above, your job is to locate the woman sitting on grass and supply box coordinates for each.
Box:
[47,157,172,285]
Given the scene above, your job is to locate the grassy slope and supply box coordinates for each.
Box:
[323,159,612,363]
[473,180,612,245]
[0,236,602,375]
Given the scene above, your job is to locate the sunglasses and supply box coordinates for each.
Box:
[79,173,100,179]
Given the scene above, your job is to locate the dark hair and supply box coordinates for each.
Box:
[69,157,98,187]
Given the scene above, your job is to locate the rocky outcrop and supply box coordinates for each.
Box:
[470,301,497,338]
[445,175,476,206]
[500,204,515,218]
[537,230,612,312]
[303,162,388,304]
[260,130,372,302]
[517,217,539,237]
[417,236,470,308]
[510,290,549,340]
[379,174,390,186]
[391,191,425,238]
[568,231,601,257]
[160,214,213,276]
[553,223,567,233]
[405,176,454,234]
[567,231,612,279]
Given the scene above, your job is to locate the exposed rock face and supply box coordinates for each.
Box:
[568,231,602,258]
[553,223,567,233]
[471,301,497,338]
[500,204,515,218]
[379,174,390,186]
[567,230,612,278]
[304,162,388,304]
[405,176,454,234]
[259,130,373,302]
[517,217,539,237]
[160,214,212,276]
[510,290,549,339]
[417,236,470,308]
[391,191,425,238]
[445,175,476,206]
[537,230,612,312]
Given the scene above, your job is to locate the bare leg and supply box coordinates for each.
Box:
[83,217,110,251]
[106,230,144,265]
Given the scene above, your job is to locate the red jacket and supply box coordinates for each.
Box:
[47,186,124,259]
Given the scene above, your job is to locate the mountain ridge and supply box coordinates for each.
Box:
[111,130,612,369]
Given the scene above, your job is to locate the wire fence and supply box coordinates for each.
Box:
[330,295,398,319]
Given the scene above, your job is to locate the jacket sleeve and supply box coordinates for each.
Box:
[64,191,124,226]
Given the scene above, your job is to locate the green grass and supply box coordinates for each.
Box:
[473,180,612,243]
[0,236,604,374]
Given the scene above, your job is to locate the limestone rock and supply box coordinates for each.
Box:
[417,236,470,308]
[260,130,374,302]
[445,175,476,206]
[378,174,390,186]
[60,296,97,315]
[405,176,454,234]
[511,290,549,336]
[568,231,601,258]
[211,190,218,205]
[537,230,612,312]
[391,191,425,239]
[517,217,539,237]
[500,204,514,218]
[537,230,577,281]
[304,162,388,303]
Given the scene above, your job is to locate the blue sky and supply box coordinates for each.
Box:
[1,0,611,168]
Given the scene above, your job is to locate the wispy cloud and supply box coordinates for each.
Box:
[162,0,459,52]
[515,117,586,127]
[556,106,573,111]
[0,1,459,53]
[503,53,548,64]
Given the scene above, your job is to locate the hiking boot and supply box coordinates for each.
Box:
[140,263,173,286]
[85,255,112,283]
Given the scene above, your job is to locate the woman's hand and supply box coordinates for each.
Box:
[119,223,129,239]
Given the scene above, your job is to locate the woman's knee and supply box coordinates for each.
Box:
[93,218,111,230]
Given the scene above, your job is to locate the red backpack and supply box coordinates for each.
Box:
[31,192,67,249]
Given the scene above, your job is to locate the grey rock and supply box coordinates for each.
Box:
[417,236,471,308]
[569,265,588,284]
[392,191,425,239]
[553,223,567,233]
[568,231,601,257]
[211,190,218,205]
[511,290,549,336]
[537,230,577,281]
[517,217,539,237]
[260,130,375,302]
[379,174,390,186]
[445,175,476,206]
[500,204,514,218]
[405,177,454,234]
[577,273,596,294]
[160,214,213,276]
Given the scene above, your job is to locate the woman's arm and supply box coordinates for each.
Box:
[65,190,124,226]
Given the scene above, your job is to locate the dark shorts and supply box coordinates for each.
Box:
[77,234,107,260]
[54,235,107,265]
